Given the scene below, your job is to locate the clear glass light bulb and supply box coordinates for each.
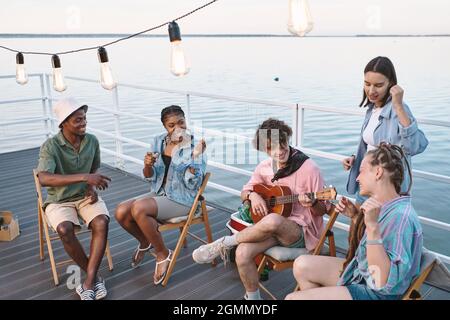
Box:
[288,0,314,37]
[16,63,28,85]
[52,67,67,92]
[100,62,117,90]
[170,41,190,77]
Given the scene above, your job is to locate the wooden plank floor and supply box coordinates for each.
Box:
[0,148,448,300]
[0,147,298,300]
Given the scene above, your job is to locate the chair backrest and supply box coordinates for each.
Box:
[424,254,450,292]
[32,169,45,211]
[402,248,450,299]
[312,207,339,256]
[183,172,211,218]
[402,249,437,299]
[197,172,210,201]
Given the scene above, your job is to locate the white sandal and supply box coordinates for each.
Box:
[153,249,173,285]
[131,243,152,268]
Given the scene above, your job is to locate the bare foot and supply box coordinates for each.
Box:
[153,250,172,285]
[131,243,152,268]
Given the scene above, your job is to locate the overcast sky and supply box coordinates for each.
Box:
[1,0,450,35]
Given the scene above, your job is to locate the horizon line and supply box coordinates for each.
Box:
[1,33,449,38]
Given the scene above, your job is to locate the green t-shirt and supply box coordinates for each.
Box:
[37,131,100,208]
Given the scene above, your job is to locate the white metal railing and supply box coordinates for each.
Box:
[1,72,450,264]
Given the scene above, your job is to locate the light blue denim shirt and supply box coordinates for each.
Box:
[146,132,207,207]
[338,196,423,296]
[346,98,429,195]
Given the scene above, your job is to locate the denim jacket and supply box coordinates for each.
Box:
[347,98,429,194]
[146,132,207,207]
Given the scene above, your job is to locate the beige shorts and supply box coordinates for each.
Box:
[133,192,191,220]
[45,197,110,231]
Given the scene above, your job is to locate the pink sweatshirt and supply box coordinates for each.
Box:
[242,158,326,251]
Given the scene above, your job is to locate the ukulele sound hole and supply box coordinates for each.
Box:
[268,197,276,207]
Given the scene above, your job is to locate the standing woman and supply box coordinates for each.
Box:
[343,56,428,205]
[115,105,206,285]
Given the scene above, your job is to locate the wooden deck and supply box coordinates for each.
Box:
[0,148,448,300]
[0,148,298,300]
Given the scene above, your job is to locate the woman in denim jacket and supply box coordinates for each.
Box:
[342,56,428,205]
[115,105,207,285]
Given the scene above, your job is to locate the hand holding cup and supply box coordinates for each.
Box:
[144,152,159,167]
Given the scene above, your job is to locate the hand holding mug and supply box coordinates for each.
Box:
[144,152,159,167]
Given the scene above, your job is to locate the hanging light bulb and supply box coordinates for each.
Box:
[16,52,28,85]
[168,21,190,76]
[287,0,314,37]
[97,47,117,90]
[51,55,67,92]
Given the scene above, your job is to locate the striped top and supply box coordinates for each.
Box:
[338,196,423,296]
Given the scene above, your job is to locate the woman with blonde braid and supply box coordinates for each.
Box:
[286,143,423,300]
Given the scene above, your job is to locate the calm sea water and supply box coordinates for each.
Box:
[1,36,449,255]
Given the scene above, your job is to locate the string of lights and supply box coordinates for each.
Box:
[0,0,219,56]
[2,0,314,92]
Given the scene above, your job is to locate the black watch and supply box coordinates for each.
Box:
[246,191,254,201]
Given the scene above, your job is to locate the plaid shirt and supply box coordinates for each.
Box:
[338,196,423,296]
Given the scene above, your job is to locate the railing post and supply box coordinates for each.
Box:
[39,74,51,139]
[112,86,125,169]
[186,93,191,127]
[44,73,56,134]
[297,103,304,147]
[292,104,299,146]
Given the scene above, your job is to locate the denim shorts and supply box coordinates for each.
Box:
[285,226,305,248]
[346,284,402,300]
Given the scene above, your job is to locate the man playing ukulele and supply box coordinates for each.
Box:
[192,118,329,300]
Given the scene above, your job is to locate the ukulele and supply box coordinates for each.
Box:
[250,184,337,223]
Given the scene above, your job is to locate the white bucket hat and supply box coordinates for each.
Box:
[53,97,88,127]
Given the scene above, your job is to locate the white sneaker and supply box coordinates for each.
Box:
[76,284,95,300]
[192,237,232,265]
[94,277,107,300]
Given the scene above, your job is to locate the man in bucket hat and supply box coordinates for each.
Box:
[37,97,111,300]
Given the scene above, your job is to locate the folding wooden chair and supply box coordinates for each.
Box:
[402,249,450,300]
[256,207,339,299]
[156,172,215,287]
[33,169,113,286]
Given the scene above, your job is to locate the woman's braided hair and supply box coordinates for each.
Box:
[341,142,412,272]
